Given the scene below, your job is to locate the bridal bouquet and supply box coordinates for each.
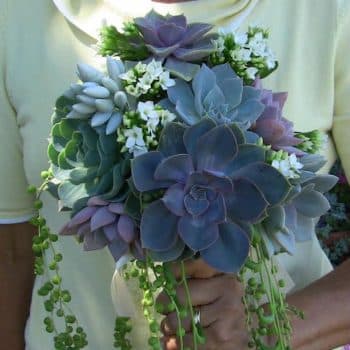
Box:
[30,10,337,350]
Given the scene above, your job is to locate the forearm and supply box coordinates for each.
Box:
[0,223,36,350]
[289,259,350,350]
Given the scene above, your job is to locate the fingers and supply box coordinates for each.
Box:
[157,275,235,310]
[162,322,247,350]
[161,302,220,336]
[170,259,223,280]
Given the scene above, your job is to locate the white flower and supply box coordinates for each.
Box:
[137,101,160,132]
[159,71,175,90]
[248,32,268,56]
[125,84,141,97]
[159,109,176,125]
[272,154,303,179]
[145,60,163,78]
[246,67,258,80]
[119,69,137,83]
[231,48,252,62]
[264,47,277,69]
[123,126,147,156]
[213,36,226,53]
[233,32,248,46]
[134,62,147,74]
[137,73,154,93]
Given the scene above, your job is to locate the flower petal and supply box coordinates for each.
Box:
[178,215,218,251]
[201,222,249,273]
[141,200,179,251]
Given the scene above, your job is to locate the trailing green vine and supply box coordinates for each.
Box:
[29,175,88,350]
[238,225,304,350]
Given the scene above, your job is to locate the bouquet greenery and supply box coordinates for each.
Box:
[29,10,337,350]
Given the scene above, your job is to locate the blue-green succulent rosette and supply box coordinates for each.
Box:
[131,118,291,273]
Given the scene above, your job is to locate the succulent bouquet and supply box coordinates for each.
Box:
[30,10,338,350]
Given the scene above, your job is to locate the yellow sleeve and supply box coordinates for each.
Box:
[333,0,350,181]
[0,0,35,223]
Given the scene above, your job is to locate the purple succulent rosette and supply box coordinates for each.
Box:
[251,80,303,154]
[131,119,290,273]
[60,196,143,261]
[162,63,264,129]
[134,10,217,80]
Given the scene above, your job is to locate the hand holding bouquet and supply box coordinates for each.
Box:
[30,10,337,350]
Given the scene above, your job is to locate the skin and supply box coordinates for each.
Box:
[159,259,350,350]
[0,223,36,350]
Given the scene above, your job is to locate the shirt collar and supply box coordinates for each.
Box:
[52,0,259,40]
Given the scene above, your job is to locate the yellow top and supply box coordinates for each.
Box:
[0,0,349,349]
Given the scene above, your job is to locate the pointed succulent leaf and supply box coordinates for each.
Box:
[149,237,185,262]
[303,174,338,193]
[132,151,172,192]
[108,239,129,261]
[225,178,267,222]
[294,212,314,242]
[58,182,89,209]
[154,154,194,184]
[293,190,330,217]
[90,207,116,231]
[106,112,123,135]
[158,122,187,157]
[77,63,103,83]
[178,215,219,251]
[183,118,216,158]
[165,58,200,81]
[141,200,178,251]
[195,125,237,172]
[118,215,135,243]
[162,183,186,216]
[263,205,287,235]
[201,222,249,273]
[225,144,265,175]
[233,162,291,205]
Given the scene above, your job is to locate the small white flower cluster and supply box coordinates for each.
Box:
[119,60,175,97]
[295,130,329,154]
[118,102,176,157]
[213,27,277,82]
[271,153,304,179]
